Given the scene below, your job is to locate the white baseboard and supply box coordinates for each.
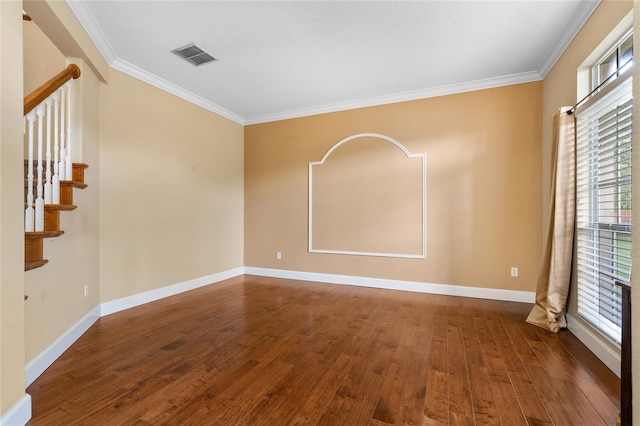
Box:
[100,267,245,316]
[25,305,100,387]
[566,313,621,377]
[23,265,619,416]
[0,393,31,426]
[25,267,245,388]
[25,266,532,388]
[244,267,536,303]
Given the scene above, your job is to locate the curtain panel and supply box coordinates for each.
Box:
[527,107,575,332]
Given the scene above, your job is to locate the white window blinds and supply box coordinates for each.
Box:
[576,73,632,344]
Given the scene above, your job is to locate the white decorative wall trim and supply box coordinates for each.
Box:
[566,313,621,377]
[25,306,100,387]
[100,267,245,316]
[309,133,426,259]
[1,394,31,426]
[244,267,535,303]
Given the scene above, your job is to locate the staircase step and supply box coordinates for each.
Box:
[44,208,59,232]
[26,204,77,211]
[24,180,87,206]
[25,232,46,270]
[64,180,88,189]
[60,181,73,205]
[46,203,77,211]
[24,229,63,271]
[23,178,88,189]
[23,162,88,271]
[25,259,48,271]
[72,163,89,185]
[24,161,89,186]
[44,208,61,233]
[42,230,64,238]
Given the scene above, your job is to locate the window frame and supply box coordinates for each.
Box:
[575,67,633,345]
[592,30,633,90]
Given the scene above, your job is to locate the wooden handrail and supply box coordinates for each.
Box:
[24,64,81,116]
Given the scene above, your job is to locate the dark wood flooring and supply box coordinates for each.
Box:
[26,275,620,425]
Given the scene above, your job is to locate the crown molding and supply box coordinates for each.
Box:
[66,0,595,126]
[111,62,539,126]
[65,0,117,65]
[244,71,542,125]
[66,0,244,124]
[537,0,601,78]
[111,58,246,125]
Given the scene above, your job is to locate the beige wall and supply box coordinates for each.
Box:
[542,0,632,360]
[23,20,66,95]
[245,82,543,292]
[1,0,27,416]
[99,69,244,303]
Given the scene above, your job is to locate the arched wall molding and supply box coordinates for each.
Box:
[308,133,427,258]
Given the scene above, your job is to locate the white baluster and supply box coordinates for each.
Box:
[52,91,60,204]
[59,85,67,181]
[65,81,73,180]
[35,104,45,232]
[25,111,36,232]
[44,97,53,204]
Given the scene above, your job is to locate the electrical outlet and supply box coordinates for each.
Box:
[276,251,282,260]
[510,267,519,277]
[84,284,89,297]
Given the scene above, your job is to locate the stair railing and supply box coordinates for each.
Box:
[23,64,80,232]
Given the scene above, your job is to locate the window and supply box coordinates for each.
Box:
[593,31,633,88]
[576,58,632,343]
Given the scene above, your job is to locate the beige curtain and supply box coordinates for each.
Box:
[526,107,575,333]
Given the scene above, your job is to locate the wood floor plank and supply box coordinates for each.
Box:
[458,299,500,425]
[372,360,404,424]
[424,366,450,424]
[26,275,620,425]
[495,323,553,423]
[397,326,432,413]
[525,363,586,426]
[535,329,620,424]
[286,352,356,425]
[319,371,384,425]
[476,305,528,426]
[423,303,449,424]
[446,305,474,419]
[371,312,416,424]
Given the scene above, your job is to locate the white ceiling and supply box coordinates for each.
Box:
[67,0,600,125]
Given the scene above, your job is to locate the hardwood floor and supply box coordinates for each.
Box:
[27,275,620,425]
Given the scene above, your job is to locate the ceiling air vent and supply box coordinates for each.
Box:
[171,43,216,66]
